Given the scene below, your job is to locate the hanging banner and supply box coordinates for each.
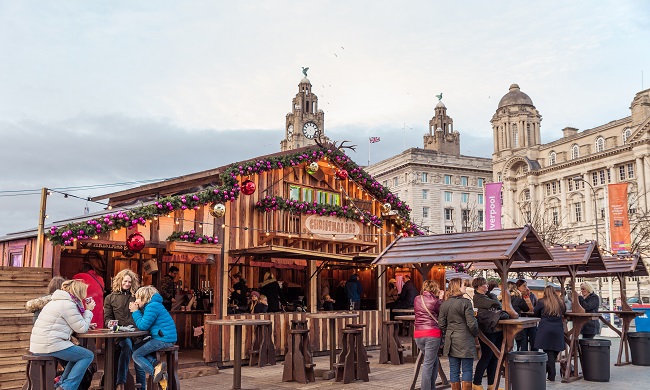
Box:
[485,182,503,230]
[608,183,631,254]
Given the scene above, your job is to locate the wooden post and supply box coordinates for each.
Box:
[377,265,386,319]
[35,187,48,267]
[308,260,317,313]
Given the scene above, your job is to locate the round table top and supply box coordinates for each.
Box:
[395,315,415,321]
[205,319,272,326]
[76,329,149,339]
[306,311,359,319]
[391,308,415,313]
[498,317,540,325]
[600,310,643,315]
[564,312,602,318]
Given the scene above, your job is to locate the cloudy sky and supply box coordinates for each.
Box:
[1,1,649,236]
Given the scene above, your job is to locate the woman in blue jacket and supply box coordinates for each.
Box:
[129,286,178,387]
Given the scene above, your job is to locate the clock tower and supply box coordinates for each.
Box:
[280,71,327,151]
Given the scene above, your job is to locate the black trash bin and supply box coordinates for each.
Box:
[628,332,650,366]
[579,338,611,382]
[508,351,547,390]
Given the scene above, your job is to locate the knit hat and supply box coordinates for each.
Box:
[250,291,260,299]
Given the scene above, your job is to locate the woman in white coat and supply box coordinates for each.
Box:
[30,279,96,390]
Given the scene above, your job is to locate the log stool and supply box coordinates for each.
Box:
[146,345,180,390]
[249,322,276,367]
[334,328,369,384]
[379,321,404,365]
[282,329,315,384]
[22,354,58,390]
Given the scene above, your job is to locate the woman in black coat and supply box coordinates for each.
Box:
[578,282,600,338]
[533,286,567,381]
[259,272,286,312]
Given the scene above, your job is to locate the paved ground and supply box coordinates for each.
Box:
[179,336,648,389]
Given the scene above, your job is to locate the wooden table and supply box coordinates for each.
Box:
[306,312,359,378]
[76,329,149,390]
[562,312,602,383]
[395,315,418,361]
[395,315,451,390]
[599,310,643,366]
[205,319,272,390]
[478,317,540,390]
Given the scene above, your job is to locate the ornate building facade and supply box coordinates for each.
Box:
[280,75,327,151]
[366,100,492,234]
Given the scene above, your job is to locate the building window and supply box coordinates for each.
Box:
[478,210,484,226]
[445,226,455,234]
[382,180,388,188]
[623,128,632,144]
[444,191,452,202]
[573,202,583,222]
[595,137,605,152]
[527,123,532,145]
[478,194,484,205]
[592,172,598,187]
[422,189,429,200]
[444,175,452,185]
[628,163,635,178]
[423,207,429,218]
[497,173,502,182]
[512,124,519,147]
[477,178,484,187]
[599,170,606,185]
[549,151,556,166]
[523,189,531,201]
[619,165,626,180]
[289,185,300,200]
[571,144,579,159]
[545,181,560,196]
[10,252,23,267]
[461,193,469,203]
[444,208,454,221]
[461,209,470,223]
[421,172,428,183]
[461,176,468,186]
[393,177,399,187]
[551,207,559,225]
[568,178,574,192]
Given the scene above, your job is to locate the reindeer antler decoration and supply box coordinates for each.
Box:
[314,132,357,153]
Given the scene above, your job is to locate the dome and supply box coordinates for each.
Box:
[436,101,446,108]
[300,77,311,84]
[497,84,534,108]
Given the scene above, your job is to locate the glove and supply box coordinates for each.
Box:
[113,325,136,332]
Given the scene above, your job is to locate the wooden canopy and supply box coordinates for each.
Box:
[371,226,554,318]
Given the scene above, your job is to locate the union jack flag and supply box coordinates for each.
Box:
[369,137,381,143]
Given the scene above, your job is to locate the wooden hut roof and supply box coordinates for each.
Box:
[371,225,553,266]
[536,253,648,278]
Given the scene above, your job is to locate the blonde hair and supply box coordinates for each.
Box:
[135,286,159,304]
[62,279,88,301]
[447,278,463,297]
[421,280,440,296]
[580,282,594,294]
[112,269,140,294]
[259,294,268,304]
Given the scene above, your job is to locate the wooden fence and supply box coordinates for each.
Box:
[204,310,382,365]
[0,267,51,390]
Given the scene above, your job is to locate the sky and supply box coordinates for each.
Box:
[1,1,649,236]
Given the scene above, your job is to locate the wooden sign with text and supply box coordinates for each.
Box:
[301,214,362,240]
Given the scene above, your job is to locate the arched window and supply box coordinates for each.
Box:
[549,151,556,165]
[512,124,519,147]
[595,137,605,152]
[571,144,579,159]
[623,128,632,144]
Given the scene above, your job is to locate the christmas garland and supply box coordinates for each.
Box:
[254,196,383,226]
[168,230,219,245]
[46,146,422,246]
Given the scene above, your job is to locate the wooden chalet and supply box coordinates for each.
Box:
[1,145,421,372]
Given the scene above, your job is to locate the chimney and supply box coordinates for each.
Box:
[562,127,579,138]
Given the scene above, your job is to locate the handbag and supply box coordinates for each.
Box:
[419,295,445,355]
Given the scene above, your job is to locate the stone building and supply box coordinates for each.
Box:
[366,100,492,234]
[280,74,328,151]
[491,84,650,302]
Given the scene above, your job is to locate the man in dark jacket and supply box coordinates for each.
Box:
[345,274,363,310]
[229,273,248,309]
[160,266,179,311]
[389,275,418,310]
[515,279,538,351]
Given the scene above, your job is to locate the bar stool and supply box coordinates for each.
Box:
[334,328,369,384]
[146,345,180,390]
[379,320,404,365]
[249,322,276,367]
[22,354,58,390]
[345,323,373,364]
[282,329,315,383]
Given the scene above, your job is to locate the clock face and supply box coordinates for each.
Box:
[287,124,294,137]
[302,122,319,139]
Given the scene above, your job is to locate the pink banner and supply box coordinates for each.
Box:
[485,182,503,230]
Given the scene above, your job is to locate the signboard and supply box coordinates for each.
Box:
[485,182,503,230]
[301,214,362,240]
[78,240,128,251]
[608,183,631,254]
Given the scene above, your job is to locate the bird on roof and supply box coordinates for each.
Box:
[302,67,309,77]
[435,93,443,101]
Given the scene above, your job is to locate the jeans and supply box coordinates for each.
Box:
[448,356,473,382]
[415,336,441,390]
[40,345,94,390]
[132,339,174,376]
[474,331,503,386]
[117,338,147,388]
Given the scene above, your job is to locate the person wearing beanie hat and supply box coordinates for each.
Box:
[248,291,260,313]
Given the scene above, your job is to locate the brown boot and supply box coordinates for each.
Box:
[451,382,461,390]
[462,381,473,390]
[473,384,485,390]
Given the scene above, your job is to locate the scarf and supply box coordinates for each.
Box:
[69,293,86,315]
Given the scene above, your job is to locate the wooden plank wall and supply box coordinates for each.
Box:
[204,310,381,365]
[0,267,51,390]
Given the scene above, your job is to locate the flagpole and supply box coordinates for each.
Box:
[368,137,371,166]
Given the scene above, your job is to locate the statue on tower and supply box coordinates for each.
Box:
[435,93,443,101]
[302,67,309,77]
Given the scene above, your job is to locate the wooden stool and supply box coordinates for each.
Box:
[345,323,372,365]
[146,345,180,390]
[282,329,315,383]
[22,354,58,390]
[379,321,404,365]
[334,328,369,383]
[249,322,276,367]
